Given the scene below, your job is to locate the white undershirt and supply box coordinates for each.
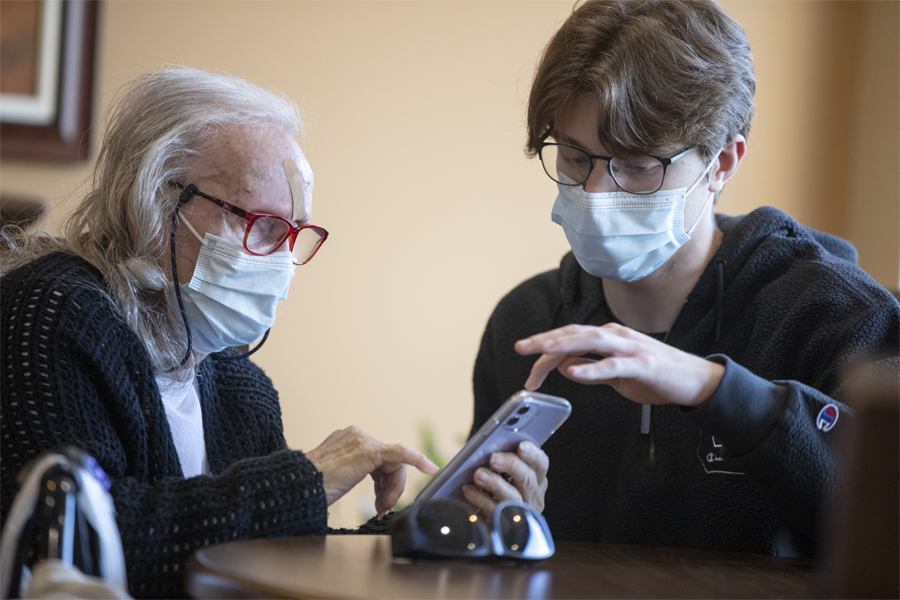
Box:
[154,371,210,478]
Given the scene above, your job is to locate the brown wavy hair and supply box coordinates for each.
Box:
[526,0,755,163]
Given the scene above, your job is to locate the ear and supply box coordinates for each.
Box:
[708,135,746,193]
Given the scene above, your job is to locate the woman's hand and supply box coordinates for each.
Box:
[305,426,439,515]
[515,323,725,407]
[461,440,549,519]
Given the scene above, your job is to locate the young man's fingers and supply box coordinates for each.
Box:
[473,467,523,503]
[489,452,544,505]
[537,327,638,357]
[524,352,568,390]
[462,485,496,518]
[517,441,550,480]
[517,323,639,354]
[564,355,646,383]
[489,452,538,491]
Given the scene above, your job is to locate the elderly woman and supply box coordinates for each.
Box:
[0,68,437,598]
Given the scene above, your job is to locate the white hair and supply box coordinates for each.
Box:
[1,67,304,375]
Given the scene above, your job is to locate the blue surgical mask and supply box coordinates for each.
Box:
[167,221,296,357]
[551,159,716,282]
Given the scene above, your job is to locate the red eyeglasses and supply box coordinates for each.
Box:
[174,182,328,265]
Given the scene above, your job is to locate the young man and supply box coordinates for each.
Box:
[462,0,899,558]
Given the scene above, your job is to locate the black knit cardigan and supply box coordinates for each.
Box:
[1,252,328,598]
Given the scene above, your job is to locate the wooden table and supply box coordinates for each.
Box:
[187,534,818,599]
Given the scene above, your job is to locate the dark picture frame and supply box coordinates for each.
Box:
[0,0,99,161]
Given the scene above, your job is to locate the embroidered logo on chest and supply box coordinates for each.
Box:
[696,433,745,475]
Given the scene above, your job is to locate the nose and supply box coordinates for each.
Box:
[582,164,620,194]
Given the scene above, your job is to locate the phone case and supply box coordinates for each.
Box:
[414,390,571,505]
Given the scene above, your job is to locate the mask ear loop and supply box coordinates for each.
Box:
[682,150,721,236]
[168,183,271,369]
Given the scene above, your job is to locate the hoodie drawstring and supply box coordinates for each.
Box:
[715,258,725,343]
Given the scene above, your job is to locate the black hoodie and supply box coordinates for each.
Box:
[471,206,899,558]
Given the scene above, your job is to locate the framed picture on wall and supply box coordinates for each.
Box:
[0,0,99,161]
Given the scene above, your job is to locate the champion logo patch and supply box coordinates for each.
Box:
[816,404,839,432]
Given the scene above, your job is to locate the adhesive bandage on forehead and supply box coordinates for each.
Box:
[283,157,313,223]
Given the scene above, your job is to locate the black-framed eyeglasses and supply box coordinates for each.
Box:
[173,182,328,266]
[539,142,696,195]
[391,499,555,561]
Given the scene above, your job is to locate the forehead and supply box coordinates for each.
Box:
[192,123,311,213]
[553,95,600,145]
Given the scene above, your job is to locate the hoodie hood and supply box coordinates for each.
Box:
[715,209,858,265]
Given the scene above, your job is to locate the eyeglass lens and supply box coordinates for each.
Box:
[497,505,553,559]
[245,217,325,264]
[416,502,486,552]
[541,144,668,194]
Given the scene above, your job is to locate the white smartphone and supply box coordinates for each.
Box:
[414,390,571,505]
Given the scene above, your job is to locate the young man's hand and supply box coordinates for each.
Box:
[461,440,549,520]
[515,322,725,407]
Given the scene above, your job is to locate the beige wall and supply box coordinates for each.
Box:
[844,1,900,287]
[1,1,897,528]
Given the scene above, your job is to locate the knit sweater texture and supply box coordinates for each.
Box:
[471,206,900,558]
[1,252,328,598]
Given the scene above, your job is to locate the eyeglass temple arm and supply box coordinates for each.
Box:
[654,147,697,166]
[172,181,251,220]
